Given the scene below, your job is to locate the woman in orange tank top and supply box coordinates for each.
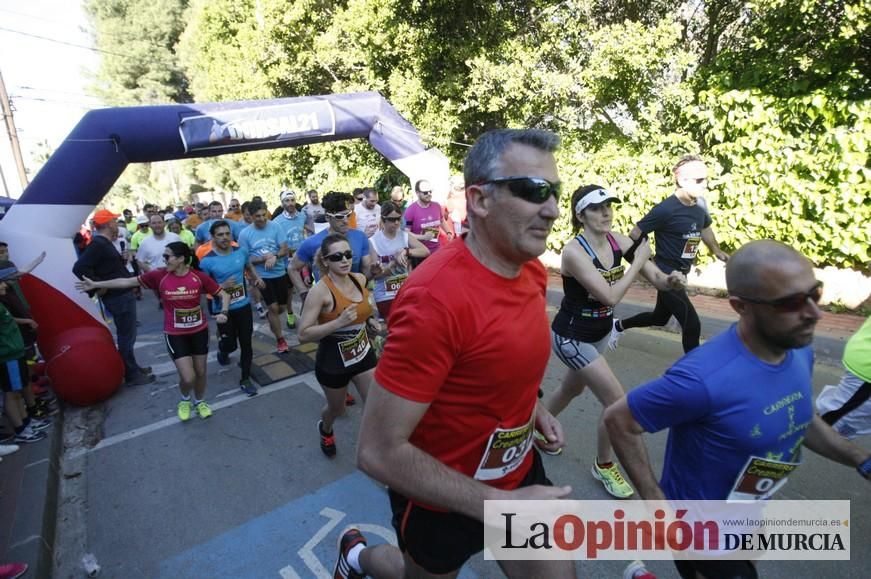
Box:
[298,233,380,457]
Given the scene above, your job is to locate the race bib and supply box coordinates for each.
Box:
[384,273,408,296]
[226,283,246,305]
[173,306,203,330]
[680,236,701,259]
[474,417,535,481]
[727,455,800,501]
[338,326,371,367]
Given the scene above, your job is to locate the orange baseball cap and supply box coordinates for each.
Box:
[92,209,120,226]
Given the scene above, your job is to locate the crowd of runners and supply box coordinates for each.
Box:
[0,127,863,579]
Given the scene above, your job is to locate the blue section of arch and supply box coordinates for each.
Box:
[18,92,426,207]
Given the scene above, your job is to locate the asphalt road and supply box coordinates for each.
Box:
[50,292,869,578]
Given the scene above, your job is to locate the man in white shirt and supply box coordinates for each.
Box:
[136,213,181,272]
[354,188,381,237]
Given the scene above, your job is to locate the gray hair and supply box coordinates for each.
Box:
[463,129,560,186]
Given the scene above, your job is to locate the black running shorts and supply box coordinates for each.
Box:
[388,450,550,575]
[675,559,758,579]
[260,275,289,306]
[164,328,209,360]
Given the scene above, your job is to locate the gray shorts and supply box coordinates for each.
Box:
[551,329,608,370]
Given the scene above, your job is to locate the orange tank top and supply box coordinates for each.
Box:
[318,273,373,325]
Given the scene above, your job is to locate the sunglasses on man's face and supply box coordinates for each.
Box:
[734,281,823,312]
[476,176,561,203]
[326,210,353,220]
[383,216,402,223]
[325,250,354,262]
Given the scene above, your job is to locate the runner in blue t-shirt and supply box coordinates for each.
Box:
[289,191,377,301]
[273,189,308,329]
[199,220,265,396]
[195,201,245,244]
[610,156,730,353]
[238,200,291,353]
[605,240,871,579]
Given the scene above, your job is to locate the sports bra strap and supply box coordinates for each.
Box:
[575,235,596,259]
[605,232,621,252]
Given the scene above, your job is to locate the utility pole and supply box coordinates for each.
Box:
[0,68,29,193]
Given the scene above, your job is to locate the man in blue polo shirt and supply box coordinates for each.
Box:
[289,191,377,303]
[238,200,290,353]
[605,240,871,579]
[199,220,265,396]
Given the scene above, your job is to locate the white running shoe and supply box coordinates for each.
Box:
[0,443,20,457]
[608,318,625,351]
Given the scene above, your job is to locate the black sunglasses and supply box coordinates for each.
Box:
[476,176,561,203]
[734,281,823,312]
[325,250,353,262]
[383,216,402,223]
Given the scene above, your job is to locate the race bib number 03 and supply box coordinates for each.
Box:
[226,283,246,304]
[338,326,371,367]
[173,306,203,330]
[680,236,701,259]
[474,417,535,481]
[727,455,800,501]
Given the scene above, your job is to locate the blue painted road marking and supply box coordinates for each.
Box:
[159,471,479,578]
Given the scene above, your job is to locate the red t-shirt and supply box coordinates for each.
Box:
[139,268,221,335]
[375,237,550,491]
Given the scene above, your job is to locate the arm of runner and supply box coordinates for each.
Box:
[563,236,651,307]
[407,234,430,259]
[636,255,686,291]
[18,251,46,274]
[604,397,667,500]
[245,263,265,289]
[368,240,392,280]
[287,253,310,294]
[276,241,289,259]
[296,282,356,342]
[533,402,565,454]
[440,213,454,240]
[803,414,871,477]
[628,225,643,240]
[75,275,140,292]
[362,243,381,281]
[358,383,570,522]
[701,227,729,262]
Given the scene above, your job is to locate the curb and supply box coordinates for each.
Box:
[2,405,63,579]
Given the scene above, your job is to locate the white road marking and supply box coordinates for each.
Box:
[66,373,321,459]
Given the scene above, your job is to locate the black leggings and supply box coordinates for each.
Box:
[621,288,701,353]
[217,306,254,380]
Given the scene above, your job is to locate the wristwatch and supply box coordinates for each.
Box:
[858,456,871,479]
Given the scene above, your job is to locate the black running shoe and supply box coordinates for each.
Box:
[318,420,336,458]
[333,528,367,579]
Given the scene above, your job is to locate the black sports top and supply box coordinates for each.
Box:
[551,233,624,342]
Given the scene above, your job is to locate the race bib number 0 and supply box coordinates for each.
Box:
[226,283,246,304]
[474,417,535,481]
[385,273,408,296]
[680,236,701,259]
[338,326,371,367]
[727,455,799,501]
[174,306,203,330]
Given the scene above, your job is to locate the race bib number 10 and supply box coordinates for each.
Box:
[226,283,246,304]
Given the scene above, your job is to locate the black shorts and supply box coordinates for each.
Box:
[315,347,377,389]
[389,450,550,575]
[0,357,28,392]
[260,275,289,306]
[675,559,757,579]
[165,328,209,360]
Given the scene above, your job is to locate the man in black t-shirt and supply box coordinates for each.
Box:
[610,155,729,353]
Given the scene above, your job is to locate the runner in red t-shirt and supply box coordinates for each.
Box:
[333,130,575,579]
[76,242,229,422]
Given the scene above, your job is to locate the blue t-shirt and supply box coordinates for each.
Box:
[636,195,712,274]
[295,228,370,282]
[199,247,251,313]
[195,218,246,243]
[627,324,814,500]
[238,221,287,279]
[272,211,307,252]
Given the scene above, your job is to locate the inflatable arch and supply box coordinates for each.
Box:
[0,92,449,404]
